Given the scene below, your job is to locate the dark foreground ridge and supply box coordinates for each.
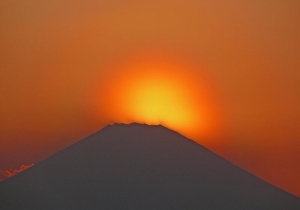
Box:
[0,123,299,209]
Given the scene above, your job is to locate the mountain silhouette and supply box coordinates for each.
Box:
[0,123,299,209]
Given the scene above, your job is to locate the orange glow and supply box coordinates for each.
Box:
[0,164,34,181]
[95,52,225,142]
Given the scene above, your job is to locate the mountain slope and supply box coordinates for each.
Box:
[0,123,299,209]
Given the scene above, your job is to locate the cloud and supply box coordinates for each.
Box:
[0,164,34,181]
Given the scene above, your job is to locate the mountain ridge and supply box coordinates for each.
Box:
[0,123,299,209]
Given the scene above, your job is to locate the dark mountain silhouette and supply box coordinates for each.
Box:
[0,123,299,209]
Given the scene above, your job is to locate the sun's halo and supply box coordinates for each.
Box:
[95,53,224,143]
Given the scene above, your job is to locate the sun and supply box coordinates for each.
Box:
[94,52,224,142]
[132,81,189,124]
[122,64,208,135]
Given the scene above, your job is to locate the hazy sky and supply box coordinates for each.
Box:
[1,1,299,196]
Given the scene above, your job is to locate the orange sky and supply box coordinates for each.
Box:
[0,0,299,196]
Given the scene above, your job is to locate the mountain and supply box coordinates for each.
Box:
[0,123,299,209]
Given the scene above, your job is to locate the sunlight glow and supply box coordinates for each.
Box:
[95,52,224,142]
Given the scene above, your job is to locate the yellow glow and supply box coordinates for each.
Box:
[95,52,225,142]
[127,75,199,129]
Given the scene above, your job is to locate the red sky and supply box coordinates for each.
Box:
[0,0,299,196]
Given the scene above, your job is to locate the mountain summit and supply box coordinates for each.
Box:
[0,123,299,209]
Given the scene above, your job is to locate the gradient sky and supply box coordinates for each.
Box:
[1,0,299,196]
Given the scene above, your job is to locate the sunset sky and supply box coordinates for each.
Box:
[1,1,299,196]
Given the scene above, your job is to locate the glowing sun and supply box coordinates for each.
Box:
[95,52,224,142]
